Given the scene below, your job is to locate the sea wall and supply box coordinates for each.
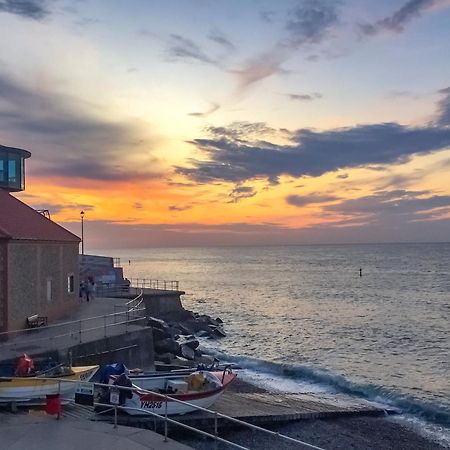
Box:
[0,328,155,375]
[69,328,154,369]
[142,291,188,319]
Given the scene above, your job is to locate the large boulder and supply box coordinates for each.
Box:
[179,344,195,361]
[177,335,200,350]
[152,326,172,342]
[154,338,180,355]
[154,352,175,364]
[208,325,226,338]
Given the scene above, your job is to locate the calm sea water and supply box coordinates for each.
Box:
[103,243,450,438]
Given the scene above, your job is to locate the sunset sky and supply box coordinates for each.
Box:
[1,0,450,248]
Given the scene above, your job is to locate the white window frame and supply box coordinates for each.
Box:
[67,274,75,294]
[46,278,53,302]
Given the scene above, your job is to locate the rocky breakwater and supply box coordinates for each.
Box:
[148,311,226,369]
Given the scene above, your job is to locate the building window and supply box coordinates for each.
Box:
[46,279,53,302]
[67,274,75,293]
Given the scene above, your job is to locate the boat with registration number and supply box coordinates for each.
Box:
[104,367,236,415]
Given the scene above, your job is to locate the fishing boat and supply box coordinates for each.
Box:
[105,367,236,415]
[0,362,99,403]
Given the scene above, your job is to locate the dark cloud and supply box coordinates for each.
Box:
[324,190,450,221]
[168,204,193,212]
[208,31,235,52]
[17,196,95,217]
[228,186,256,203]
[0,73,159,181]
[177,121,450,183]
[234,1,340,89]
[359,0,444,36]
[436,86,450,126]
[287,193,339,207]
[285,0,339,46]
[0,0,50,20]
[288,92,322,101]
[133,203,143,209]
[168,34,217,65]
[188,103,220,118]
[202,121,291,143]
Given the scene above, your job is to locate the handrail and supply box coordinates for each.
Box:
[0,290,144,339]
[128,278,180,291]
[0,291,147,351]
[0,314,147,350]
[0,376,324,450]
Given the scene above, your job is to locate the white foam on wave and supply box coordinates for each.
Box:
[238,368,331,394]
[390,415,450,449]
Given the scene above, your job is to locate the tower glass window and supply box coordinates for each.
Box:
[0,145,31,192]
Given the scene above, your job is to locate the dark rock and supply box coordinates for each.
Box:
[154,338,180,355]
[178,321,198,335]
[215,317,223,324]
[168,326,184,338]
[208,325,226,338]
[154,353,174,364]
[152,326,171,342]
[179,344,195,360]
[177,335,200,350]
[196,330,211,338]
[184,338,199,350]
[160,309,194,322]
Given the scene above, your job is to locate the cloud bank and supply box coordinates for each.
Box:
[0,73,159,181]
[0,0,50,20]
[359,0,447,36]
[178,121,450,184]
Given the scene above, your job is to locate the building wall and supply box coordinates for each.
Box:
[0,241,7,333]
[7,241,79,330]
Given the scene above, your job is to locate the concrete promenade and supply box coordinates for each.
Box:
[1,412,193,450]
[0,296,196,449]
[0,296,146,364]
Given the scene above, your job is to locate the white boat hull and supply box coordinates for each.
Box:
[123,389,225,415]
[110,370,236,416]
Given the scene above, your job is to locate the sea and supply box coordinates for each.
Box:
[101,243,450,445]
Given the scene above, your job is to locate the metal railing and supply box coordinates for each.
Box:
[0,290,146,349]
[128,278,180,291]
[113,292,145,323]
[94,279,180,298]
[0,375,324,450]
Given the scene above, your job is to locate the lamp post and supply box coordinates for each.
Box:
[80,211,85,255]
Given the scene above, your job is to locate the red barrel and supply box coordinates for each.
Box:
[45,394,61,415]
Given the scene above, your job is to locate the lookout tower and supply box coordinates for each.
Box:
[0,144,31,192]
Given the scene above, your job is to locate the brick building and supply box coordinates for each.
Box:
[0,145,80,333]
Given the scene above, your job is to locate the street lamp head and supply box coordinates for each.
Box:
[80,210,85,218]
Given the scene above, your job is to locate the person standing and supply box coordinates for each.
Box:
[87,276,95,302]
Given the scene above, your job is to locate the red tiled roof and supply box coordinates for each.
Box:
[0,190,80,242]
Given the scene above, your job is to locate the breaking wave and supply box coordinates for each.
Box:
[204,347,450,427]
